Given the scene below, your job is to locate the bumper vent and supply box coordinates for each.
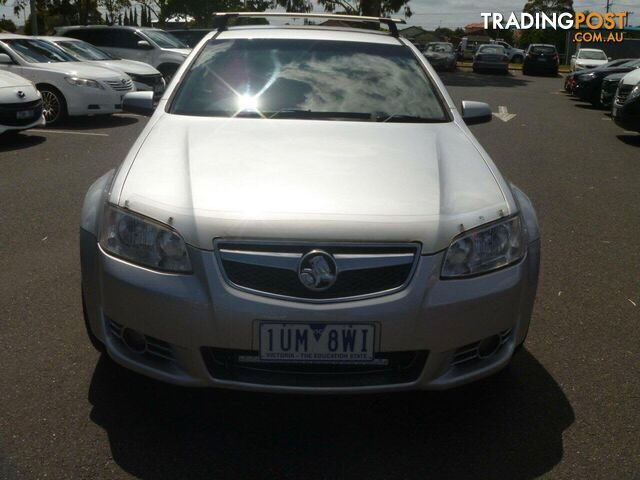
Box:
[215,241,420,302]
[202,348,428,387]
[0,99,42,126]
[108,319,175,362]
[452,329,512,367]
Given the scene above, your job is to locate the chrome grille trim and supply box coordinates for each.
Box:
[214,240,421,303]
[105,79,134,91]
[451,328,512,366]
[615,85,632,105]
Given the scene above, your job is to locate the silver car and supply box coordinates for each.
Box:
[81,14,540,393]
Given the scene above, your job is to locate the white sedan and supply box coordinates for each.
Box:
[0,34,135,124]
[37,36,165,98]
[571,48,609,72]
[0,70,45,135]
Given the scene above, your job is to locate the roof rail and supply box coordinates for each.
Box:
[213,12,406,37]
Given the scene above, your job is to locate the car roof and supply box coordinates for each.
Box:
[35,36,76,42]
[212,26,404,45]
[530,43,555,47]
[579,48,605,52]
[0,33,28,40]
[58,25,160,31]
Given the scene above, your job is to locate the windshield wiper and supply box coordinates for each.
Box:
[267,109,372,121]
[375,113,440,123]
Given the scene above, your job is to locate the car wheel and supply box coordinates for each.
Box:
[38,86,67,125]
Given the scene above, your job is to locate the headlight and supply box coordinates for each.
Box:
[628,85,640,102]
[579,73,596,80]
[65,77,103,89]
[99,205,191,273]
[442,216,525,278]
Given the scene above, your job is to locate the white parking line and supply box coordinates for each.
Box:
[35,129,109,137]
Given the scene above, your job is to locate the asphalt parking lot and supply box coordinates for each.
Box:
[1,71,639,479]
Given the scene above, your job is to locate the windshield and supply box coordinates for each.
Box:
[4,39,76,63]
[579,50,607,60]
[426,44,453,53]
[620,59,640,68]
[478,45,505,55]
[531,46,556,54]
[171,39,448,123]
[143,30,187,49]
[56,40,115,61]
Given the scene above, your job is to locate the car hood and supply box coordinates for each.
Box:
[0,70,32,87]
[621,68,640,86]
[425,52,453,60]
[577,59,608,66]
[29,61,123,79]
[92,59,160,75]
[163,48,191,56]
[0,82,39,102]
[116,115,510,253]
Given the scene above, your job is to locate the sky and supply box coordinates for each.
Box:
[1,0,638,29]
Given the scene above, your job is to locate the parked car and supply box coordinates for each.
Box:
[564,58,634,92]
[0,70,44,135]
[80,15,540,393]
[55,26,191,82]
[0,34,134,124]
[600,72,627,108]
[37,36,165,98]
[422,42,456,71]
[570,48,609,72]
[612,69,640,132]
[472,44,509,74]
[522,44,559,76]
[457,36,492,60]
[165,29,212,48]
[493,40,525,63]
[573,59,640,107]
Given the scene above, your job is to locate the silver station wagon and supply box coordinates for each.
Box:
[80,13,540,393]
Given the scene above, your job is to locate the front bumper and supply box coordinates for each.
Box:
[82,229,540,393]
[65,86,133,117]
[473,61,509,72]
[612,97,640,132]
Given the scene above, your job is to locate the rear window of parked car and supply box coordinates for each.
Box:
[477,45,505,55]
[170,39,448,123]
[531,46,556,54]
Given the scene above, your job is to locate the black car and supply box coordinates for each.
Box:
[600,72,626,108]
[422,42,457,71]
[523,44,559,76]
[573,59,640,107]
[612,75,640,132]
[165,29,212,48]
[564,58,634,92]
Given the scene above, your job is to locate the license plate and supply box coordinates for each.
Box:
[16,110,33,120]
[537,57,547,62]
[259,322,375,363]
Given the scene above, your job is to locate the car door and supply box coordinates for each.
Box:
[108,30,153,64]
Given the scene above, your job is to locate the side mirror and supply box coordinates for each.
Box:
[461,100,492,125]
[0,53,13,64]
[137,40,153,50]
[122,91,155,116]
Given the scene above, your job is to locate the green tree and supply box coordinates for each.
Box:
[0,16,17,31]
[317,0,411,18]
[520,0,574,51]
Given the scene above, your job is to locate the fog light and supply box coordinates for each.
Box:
[478,335,501,359]
[122,328,147,354]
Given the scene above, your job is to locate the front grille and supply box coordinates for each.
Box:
[105,78,134,92]
[0,99,42,126]
[616,85,633,105]
[107,319,175,362]
[202,348,428,387]
[216,241,420,302]
[451,328,512,367]
[131,73,163,86]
